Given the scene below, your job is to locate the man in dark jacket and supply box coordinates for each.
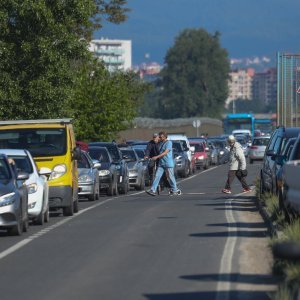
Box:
[145,133,160,184]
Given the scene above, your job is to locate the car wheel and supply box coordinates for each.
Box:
[73,197,79,213]
[107,180,114,196]
[63,196,74,216]
[35,210,44,225]
[250,159,253,164]
[44,205,50,223]
[8,218,22,236]
[113,178,119,196]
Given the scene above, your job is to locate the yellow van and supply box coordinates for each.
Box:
[0,119,80,216]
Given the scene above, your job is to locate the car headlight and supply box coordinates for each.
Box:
[175,156,182,160]
[49,164,67,180]
[220,151,224,155]
[197,156,204,160]
[0,192,16,207]
[79,174,93,183]
[27,183,38,194]
[99,170,110,176]
[115,165,121,170]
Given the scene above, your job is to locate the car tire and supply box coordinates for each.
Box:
[44,205,50,223]
[35,210,44,225]
[113,178,119,196]
[259,173,265,200]
[107,180,114,196]
[8,219,22,236]
[73,197,79,213]
[250,159,253,164]
[63,198,74,216]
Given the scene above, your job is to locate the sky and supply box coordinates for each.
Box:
[95,0,300,66]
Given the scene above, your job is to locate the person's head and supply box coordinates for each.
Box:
[227,135,236,146]
[158,131,167,142]
[152,133,159,143]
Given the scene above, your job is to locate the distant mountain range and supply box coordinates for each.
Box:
[96,0,300,65]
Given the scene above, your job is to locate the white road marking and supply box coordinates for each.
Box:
[215,192,244,300]
[0,165,221,260]
[0,197,116,261]
[185,192,206,195]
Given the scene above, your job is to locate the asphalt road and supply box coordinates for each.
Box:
[0,162,277,300]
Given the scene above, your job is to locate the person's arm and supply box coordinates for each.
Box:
[152,148,169,160]
[144,142,151,158]
[236,146,246,169]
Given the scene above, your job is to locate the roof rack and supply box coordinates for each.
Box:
[0,119,73,125]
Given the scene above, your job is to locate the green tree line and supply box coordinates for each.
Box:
[140,29,230,119]
[0,0,149,141]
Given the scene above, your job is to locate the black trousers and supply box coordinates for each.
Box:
[225,170,249,190]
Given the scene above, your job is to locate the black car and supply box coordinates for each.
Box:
[260,126,300,197]
[88,146,119,196]
[0,154,29,235]
[277,135,300,220]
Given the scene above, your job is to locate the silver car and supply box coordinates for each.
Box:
[78,151,100,201]
[249,136,270,164]
[120,148,145,190]
[0,154,29,235]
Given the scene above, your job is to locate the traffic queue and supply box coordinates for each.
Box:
[0,118,233,236]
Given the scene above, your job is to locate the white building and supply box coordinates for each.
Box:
[226,68,255,107]
[89,39,132,72]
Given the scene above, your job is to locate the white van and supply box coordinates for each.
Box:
[167,134,192,173]
[232,129,252,137]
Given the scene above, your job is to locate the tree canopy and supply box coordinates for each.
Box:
[0,1,150,141]
[141,28,230,119]
[67,60,150,141]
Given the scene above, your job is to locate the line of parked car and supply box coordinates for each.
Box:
[259,126,300,222]
[0,119,232,236]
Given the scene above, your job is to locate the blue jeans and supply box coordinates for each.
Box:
[151,166,178,193]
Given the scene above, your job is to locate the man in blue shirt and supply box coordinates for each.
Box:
[146,131,181,196]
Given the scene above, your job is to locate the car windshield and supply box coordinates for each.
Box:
[78,153,90,169]
[0,159,11,180]
[121,149,136,161]
[172,142,183,152]
[252,138,270,146]
[8,156,33,174]
[134,149,145,159]
[192,144,204,152]
[89,149,110,163]
[0,128,67,157]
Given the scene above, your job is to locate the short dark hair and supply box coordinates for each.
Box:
[159,131,167,138]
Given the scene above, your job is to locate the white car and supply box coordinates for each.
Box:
[0,149,51,225]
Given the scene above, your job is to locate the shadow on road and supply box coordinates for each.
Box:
[180,273,279,285]
[206,222,267,229]
[189,230,268,238]
[144,290,272,300]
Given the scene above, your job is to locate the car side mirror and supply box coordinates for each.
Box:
[39,167,52,178]
[93,162,101,169]
[72,146,81,160]
[275,155,285,166]
[266,150,276,157]
[17,171,29,181]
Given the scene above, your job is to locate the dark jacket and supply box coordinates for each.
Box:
[145,140,159,158]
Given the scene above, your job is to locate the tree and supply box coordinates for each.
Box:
[146,29,230,119]
[66,60,150,141]
[0,0,129,120]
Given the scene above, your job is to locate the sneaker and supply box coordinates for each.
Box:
[146,189,156,196]
[243,188,252,193]
[222,189,232,194]
[169,189,182,196]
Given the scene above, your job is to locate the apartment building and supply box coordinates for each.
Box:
[89,39,132,72]
[226,68,254,106]
[252,68,277,105]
